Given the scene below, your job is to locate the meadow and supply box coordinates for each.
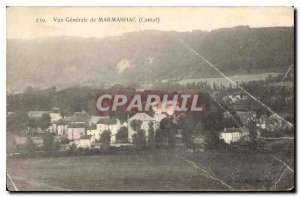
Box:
[178,73,281,87]
[6,150,294,191]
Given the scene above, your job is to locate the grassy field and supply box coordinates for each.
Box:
[6,150,294,191]
[178,72,281,87]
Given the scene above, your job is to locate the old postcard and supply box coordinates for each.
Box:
[6,7,294,191]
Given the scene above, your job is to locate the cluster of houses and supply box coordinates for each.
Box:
[24,104,175,149]
[20,109,287,150]
[219,89,293,144]
[219,111,291,145]
[12,90,293,151]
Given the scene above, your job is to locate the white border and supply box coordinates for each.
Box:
[1,0,298,196]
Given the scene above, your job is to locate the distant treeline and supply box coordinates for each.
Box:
[7,85,213,118]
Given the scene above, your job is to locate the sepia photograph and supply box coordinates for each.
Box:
[6,6,295,191]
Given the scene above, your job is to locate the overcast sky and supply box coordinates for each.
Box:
[7,7,294,39]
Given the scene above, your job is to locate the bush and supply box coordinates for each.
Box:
[132,129,146,150]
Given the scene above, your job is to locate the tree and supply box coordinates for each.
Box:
[223,111,241,128]
[116,126,128,143]
[68,143,77,154]
[204,130,219,149]
[39,113,51,131]
[130,120,142,132]
[26,137,35,156]
[28,119,38,136]
[100,130,111,150]
[177,114,197,144]
[158,116,176,147]
[247,117,258,141]
[53,141,61,155]
[200,112,224,149]
[43,133,54,153]
[147,122,156,150]
[7,112,29,135]
[27,118,37,128]
[132,129,146,150]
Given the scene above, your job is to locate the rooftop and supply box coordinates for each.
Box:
[222,127,249,133]
[80,135,94,140]
[129,112,154,121]
[68,123,87,128]
[89,115,109,125]
[28,111,50,118]
[97,118,118,125]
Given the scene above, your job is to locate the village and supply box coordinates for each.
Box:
[5,6,296,191]
[7,83,294,157]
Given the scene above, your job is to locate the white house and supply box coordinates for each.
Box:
[86,117,124,143]
[227,91,248,103]
[57,124,68,136]
[86,124,100,140]
[128,113,156,143]
[219,127,250,144]
[29,108,63,133]
[28,111,49,119]
[50,119,69,136]
[77,135,96,148]
[28,108,62,123]
[89,115,110,125]
[67,123,86,140]
[96,118,121,143]
[258,114,269,130]
[49,108,62,122]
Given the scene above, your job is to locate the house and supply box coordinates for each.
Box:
[88,115,109,125]
[136,83,153,91]
[77,135,96,148]
[258,114,269,130]
[67,123,86,140]
[96,118,121,143]
[50,119,69,135]
[28,108,62,123]
[28,111,49,119]
[236,111,256,124]
[56,120,69,136]
[128,112,156,143]
[28,108,63,134]
[227,90,248,103]
[219,127,250,144]
[86,124,99,140]
[66,111,91,140]
[258,113,292,131]
[26,126,45,136]
[48,108,62,122]
[86,116,125,143]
